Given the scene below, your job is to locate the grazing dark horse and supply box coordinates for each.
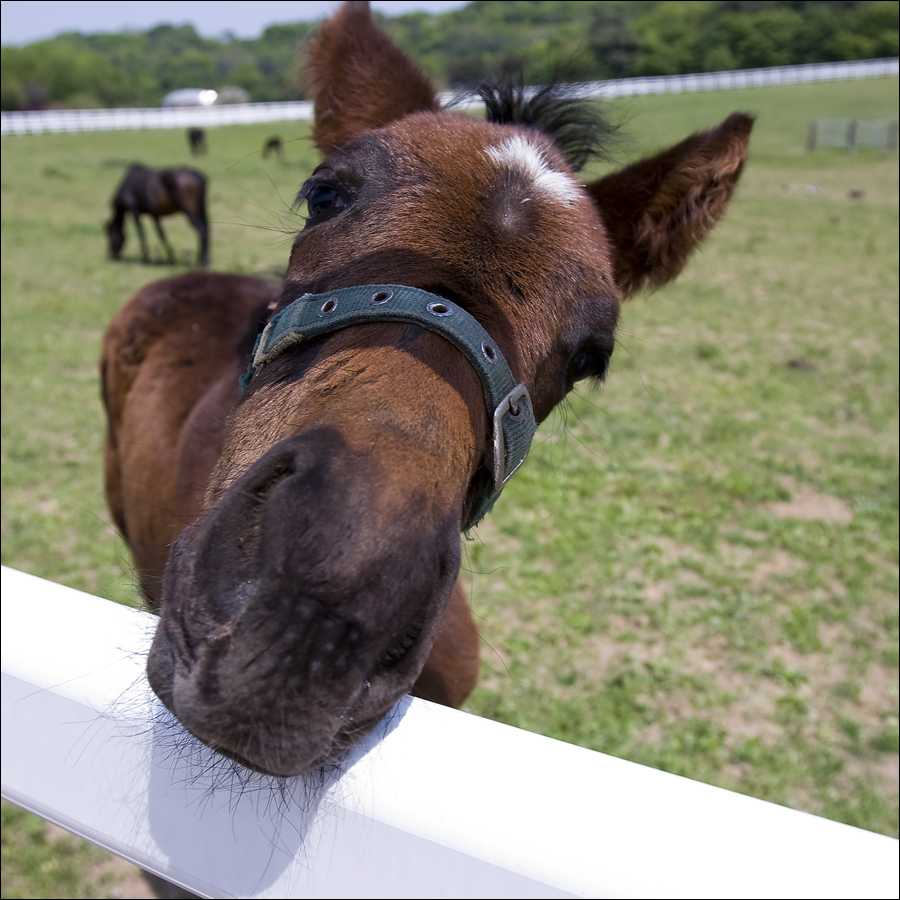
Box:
[102,1,752,778]
[106,164,209,266]
[187,127,206,155]
[263,135,284,160]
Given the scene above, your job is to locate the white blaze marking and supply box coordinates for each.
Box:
[486,135,582,208]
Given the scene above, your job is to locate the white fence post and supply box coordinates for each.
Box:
[1,566,897,900]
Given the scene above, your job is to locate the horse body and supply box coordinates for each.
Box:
[102,272,277,602]
[263,135,284,160]
[102,1,752,777]
[187,127,206,155]
[106,164,209,266]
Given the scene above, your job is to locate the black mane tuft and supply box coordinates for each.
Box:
[474,76,617,173]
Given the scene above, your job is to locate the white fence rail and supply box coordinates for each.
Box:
[2,58,897,136]
[585,56,900,99]
[1,566,897,899]
[0,100,314,136]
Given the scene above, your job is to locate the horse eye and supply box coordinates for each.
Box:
[568,349,608,385]
[307,184,349,220]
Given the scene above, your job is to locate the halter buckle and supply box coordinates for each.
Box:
[492,383,532,492]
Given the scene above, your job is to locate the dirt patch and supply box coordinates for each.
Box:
[634,535,704,566]
[44,822,158,898]
[675,642,786,741]
[627,562,710,604]
[641,582,667,603]
[768,477,854,524]
[581,620,671,683]
[93,856,159,899]
[468,516,522,554]
[749,549,805,592]
[843,750,900,800]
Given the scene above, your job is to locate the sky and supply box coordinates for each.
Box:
[0,1,470,46]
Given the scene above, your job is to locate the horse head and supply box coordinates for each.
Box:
[144,1,752,777]
[106,217,125,259]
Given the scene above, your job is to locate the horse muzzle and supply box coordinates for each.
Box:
[146,428,460,776]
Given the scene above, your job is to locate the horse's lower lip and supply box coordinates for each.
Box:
[203,742,280,776]
[181,716,344,777]
[189,703,387,777]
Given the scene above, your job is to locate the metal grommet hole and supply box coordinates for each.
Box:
[427,301,452,317]
[482,341,497,362]
[371,290,392,304]
[319,298,337,315]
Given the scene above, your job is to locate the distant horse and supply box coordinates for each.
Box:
[102,1,752,778]
[262,135,284,160]
[187,127,206,155]
[106,164,209,266]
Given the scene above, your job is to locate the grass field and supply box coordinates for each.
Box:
[2,75,898,897]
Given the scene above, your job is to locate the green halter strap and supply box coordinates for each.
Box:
[240,284,538,529]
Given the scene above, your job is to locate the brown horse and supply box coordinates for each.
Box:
[106,164,209,266]
[262,135,284,160]
[102,1,752,778]
[187,127,206,155]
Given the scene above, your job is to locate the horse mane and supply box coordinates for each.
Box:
[472,76,617,173]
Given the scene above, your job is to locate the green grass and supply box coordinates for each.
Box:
[1,122,315,603]
[0,805,117,900]
[2,77,898,896]
[464,76,899,838]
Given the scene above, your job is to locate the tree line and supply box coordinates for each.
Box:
[2,0,897,111]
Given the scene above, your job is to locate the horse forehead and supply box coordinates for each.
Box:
[384,115,581,202]
[485,134,583,208]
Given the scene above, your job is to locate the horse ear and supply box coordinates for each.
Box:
[586,113,754,298]
[306,1,439,155]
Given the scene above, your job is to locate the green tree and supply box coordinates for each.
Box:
[2,1,896,111]
[589,6,640,78]
[631,2,710,75]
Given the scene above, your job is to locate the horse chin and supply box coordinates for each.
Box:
[147,605,441,777]
[186,703,397,778]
